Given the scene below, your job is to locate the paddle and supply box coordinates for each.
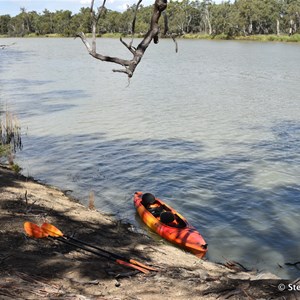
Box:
[41,223,157,272]
[24,221,48,238]
[23,222,150,274]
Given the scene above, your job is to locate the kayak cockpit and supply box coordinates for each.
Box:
[143,201,187,228]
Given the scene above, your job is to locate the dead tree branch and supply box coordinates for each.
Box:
[162,11,178,53]
[77,0,168,78]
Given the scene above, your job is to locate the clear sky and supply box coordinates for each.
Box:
[0,0,226,16]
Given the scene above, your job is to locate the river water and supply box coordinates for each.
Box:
[1,38,300,279]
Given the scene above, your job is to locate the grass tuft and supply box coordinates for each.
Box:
[0,110,22,165]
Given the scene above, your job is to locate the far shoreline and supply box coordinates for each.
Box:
[1,33,300,43]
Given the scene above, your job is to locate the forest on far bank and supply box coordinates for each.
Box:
[1,0,300,39]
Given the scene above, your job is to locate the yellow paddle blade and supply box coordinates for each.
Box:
[41,223,63,237]
[24,222,48,238]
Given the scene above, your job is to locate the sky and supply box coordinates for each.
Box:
[0,0,225,16]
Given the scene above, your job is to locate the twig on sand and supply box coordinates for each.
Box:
[106,269,139,278]
[23,190,38,213]
[0,254,13,265]
[222,257,250,272]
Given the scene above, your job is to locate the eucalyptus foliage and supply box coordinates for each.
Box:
[0,0,300,37]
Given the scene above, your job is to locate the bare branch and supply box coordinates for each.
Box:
[162,11,178,53]
[77,32,131,69]
[78,0,168,78]
[171,35,178,53]
[95,0,107,22]
[77,32,92,52]
[163,11,168,35]
[90,0,95,12]
[120,37,136,54]
[113,68,130,75]
[129,0,143,47]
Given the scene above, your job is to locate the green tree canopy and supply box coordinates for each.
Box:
[1,0,300,37]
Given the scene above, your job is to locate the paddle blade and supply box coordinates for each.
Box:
[24,222,48,238]
[129,259,158,271]
[116,259,149,274]
[41,223,63,237]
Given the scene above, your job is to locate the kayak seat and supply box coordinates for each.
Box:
[148,205,164,217]
[142,194,164,217]
[160,211,186,228]
[141,193,156,207]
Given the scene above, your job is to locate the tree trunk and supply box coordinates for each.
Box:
[289,19,294,36]
[205,8,212,35]
[276,19,280,36]
[248,19,253,35]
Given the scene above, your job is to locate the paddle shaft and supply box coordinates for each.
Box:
[51,236,149,274]
[67,235,125,259]
[40,223,157,271]
[62,234,156,271]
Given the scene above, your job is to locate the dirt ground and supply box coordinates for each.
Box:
[0,165,299,300]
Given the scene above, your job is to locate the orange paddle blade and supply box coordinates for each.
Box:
[129,259,158,271]
[24,222,48,238]
[41,223,63,237]
[116,259,149,274]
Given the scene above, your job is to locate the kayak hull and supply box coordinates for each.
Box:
[134,191,208,258]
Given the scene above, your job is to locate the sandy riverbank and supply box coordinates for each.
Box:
[0,165,296,299]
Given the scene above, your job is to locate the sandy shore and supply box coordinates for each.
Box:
[0,165,296,299]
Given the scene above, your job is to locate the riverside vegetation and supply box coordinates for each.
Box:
[0,110,22,172]
[1,0,300,42]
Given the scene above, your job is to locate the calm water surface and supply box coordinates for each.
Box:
[1,38,300,279]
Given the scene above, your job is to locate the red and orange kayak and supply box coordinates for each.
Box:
[134,191,208,258]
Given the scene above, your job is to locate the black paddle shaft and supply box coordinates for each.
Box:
[63,235,157,272]
[53,236,113,261]
[65,235,129,262]
[51,236,149,274]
